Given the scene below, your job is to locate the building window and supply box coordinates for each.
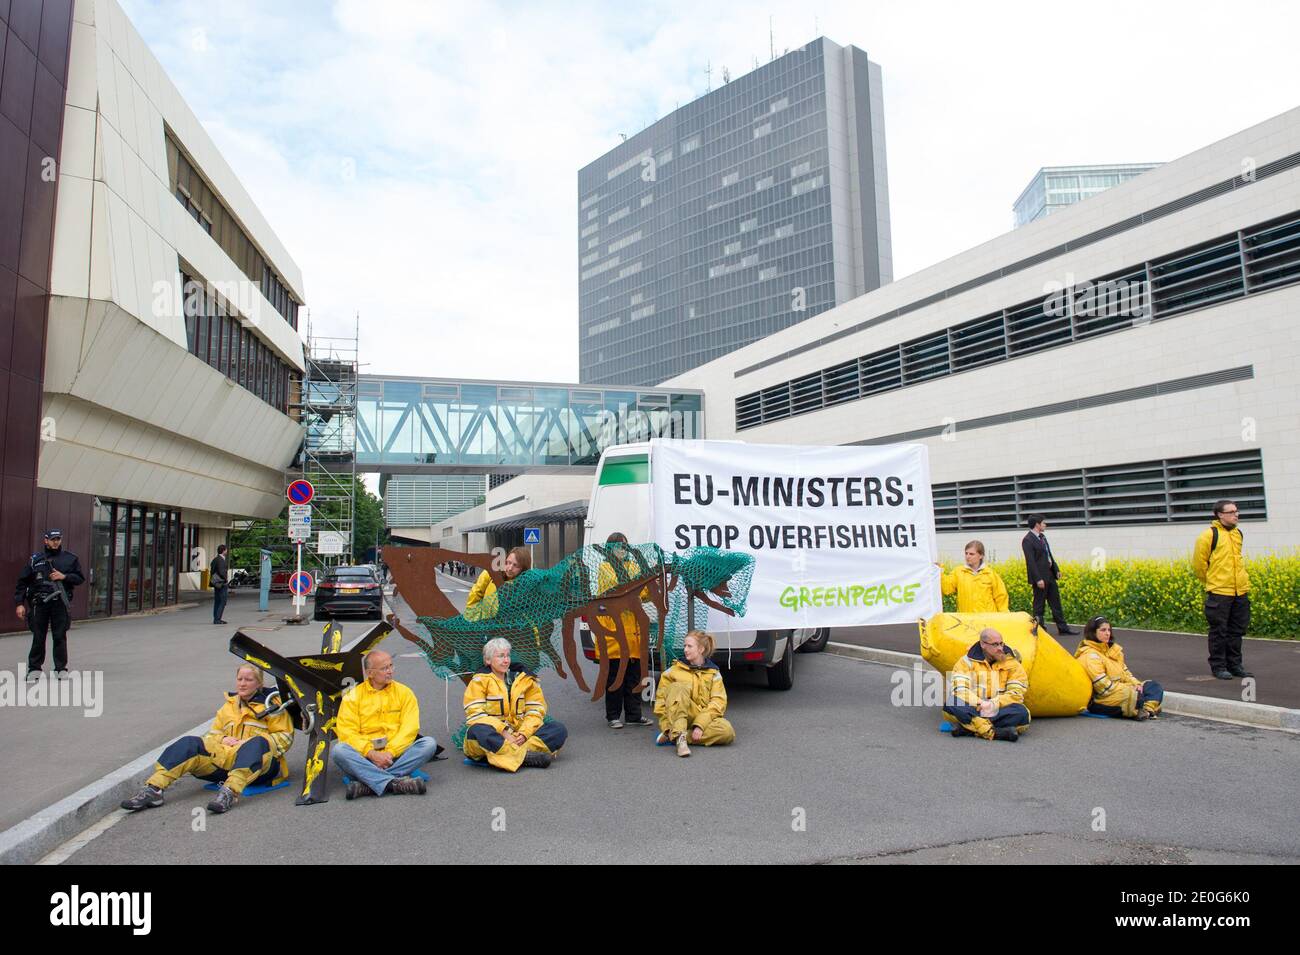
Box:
[166,133,300,329]
[933,450,1266,530]
[735,209,1300,431]
[181,270,293,415]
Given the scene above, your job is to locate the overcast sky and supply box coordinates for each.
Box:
[121,0,1300,384]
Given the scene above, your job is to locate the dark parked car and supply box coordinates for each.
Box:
[313,565,384,621]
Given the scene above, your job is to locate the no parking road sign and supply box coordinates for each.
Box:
[524,527,541,545]
[287,480,315,505]
[289,570,315,596]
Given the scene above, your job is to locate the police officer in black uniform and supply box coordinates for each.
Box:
[14,529,84,680]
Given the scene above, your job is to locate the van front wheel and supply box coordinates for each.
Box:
[767,631,795,690]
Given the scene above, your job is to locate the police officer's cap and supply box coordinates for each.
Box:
[44,528,63,539]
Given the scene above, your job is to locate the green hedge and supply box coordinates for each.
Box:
[938,555,1300,638]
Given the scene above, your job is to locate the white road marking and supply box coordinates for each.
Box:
[39,809,129,865]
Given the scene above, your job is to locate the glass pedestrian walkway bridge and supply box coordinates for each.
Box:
[350,375,704,472]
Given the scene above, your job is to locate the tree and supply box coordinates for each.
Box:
[353,478,385,560]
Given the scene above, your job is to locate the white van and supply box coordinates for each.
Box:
[579,442,828,690]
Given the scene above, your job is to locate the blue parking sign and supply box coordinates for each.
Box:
[524,527,541,545]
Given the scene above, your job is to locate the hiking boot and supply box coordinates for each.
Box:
[676,734,691,757]
[522,750,552,769]
[345,780,372,800]
[993,728,1020,742]
[121,784,164,811]
[1229,667,1254,678]
[1212,669,1233,680]
[1136,708,1152,721]
[206,786,237,814]
[950,724,975,738]
[607,719,624,729]
[389,776,427,795]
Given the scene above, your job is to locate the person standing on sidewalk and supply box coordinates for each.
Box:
[937,540,1009,613]
[1193,499,1253,681]
[210,544,230,625]
[14,529,84,681]
[1021,514,1077,636]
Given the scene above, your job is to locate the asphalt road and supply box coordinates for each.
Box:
[58,573,1300,864]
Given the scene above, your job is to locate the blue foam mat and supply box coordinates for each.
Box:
[202,779,292,796]
[462,757,491,768]
[342,769,429,784]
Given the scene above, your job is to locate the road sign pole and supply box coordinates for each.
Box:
[294,540,302,611]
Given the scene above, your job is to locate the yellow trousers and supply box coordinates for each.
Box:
[463,717,568,772]
[146,735,284,794]
[657,683,735,745]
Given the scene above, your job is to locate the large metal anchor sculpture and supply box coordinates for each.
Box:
[228,618,390,805]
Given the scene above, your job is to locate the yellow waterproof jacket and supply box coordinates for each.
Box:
[336,679,421,758]
[465,570,497,619]
[950,642,1029,710]
[653,660,728,731]
[1074,638,1142,708]
[1193,521,1249,596]
[463,665,548,738]
[202,687,294,761]
[595,558,649,659]
[940,564,1009,613]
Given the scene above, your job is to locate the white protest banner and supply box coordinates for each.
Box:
[650,439,941,629]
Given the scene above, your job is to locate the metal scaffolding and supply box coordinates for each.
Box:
[289,314,359,577]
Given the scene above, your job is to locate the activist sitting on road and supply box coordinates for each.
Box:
[333,649,439,798]
[654,630,735,757]
[121,664,294,814]
[596,531,656,729]
[463,638,568,771]
[936,540,1009,613]
[942,627,1031,742]
[1074,616,1163,720]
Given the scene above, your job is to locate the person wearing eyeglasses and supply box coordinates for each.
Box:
[942,627,1031,742]
[333,649,440,798]
[1193,499,1254,681]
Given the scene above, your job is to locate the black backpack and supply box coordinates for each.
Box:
[1209,525,1241,553]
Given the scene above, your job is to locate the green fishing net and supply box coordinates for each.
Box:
[412,543,755,684]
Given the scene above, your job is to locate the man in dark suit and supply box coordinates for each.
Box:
[1021,514,1077,636]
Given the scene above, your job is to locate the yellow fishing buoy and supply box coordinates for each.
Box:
[918,612,1090,717]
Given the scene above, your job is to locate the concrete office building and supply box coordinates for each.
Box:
[1,0,305,630]
[664,108,1300,562]
[383,474,485,528]
[1013,163,1163,228]
[579,37,891,387]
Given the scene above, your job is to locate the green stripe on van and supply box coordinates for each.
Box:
[599,455,649,485]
